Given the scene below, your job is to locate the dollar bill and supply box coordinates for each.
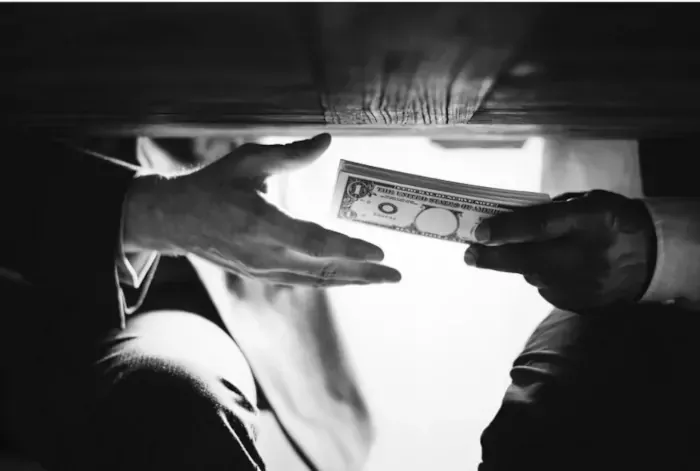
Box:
[331,160,551,244]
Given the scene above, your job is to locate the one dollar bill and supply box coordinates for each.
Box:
[331,160,551,244]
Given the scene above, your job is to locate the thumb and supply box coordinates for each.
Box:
[230,133,332,178]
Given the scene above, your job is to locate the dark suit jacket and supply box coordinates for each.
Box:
[0,132,137,336]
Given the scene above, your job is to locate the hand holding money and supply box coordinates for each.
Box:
[464,190,657,311]
[332,160,549,243]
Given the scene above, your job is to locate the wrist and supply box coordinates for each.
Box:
[123,175,182,254]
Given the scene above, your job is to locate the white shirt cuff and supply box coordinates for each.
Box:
[641,198,700,308]
[117,181,159,288]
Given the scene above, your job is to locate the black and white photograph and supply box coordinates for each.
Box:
[0,2,698,470]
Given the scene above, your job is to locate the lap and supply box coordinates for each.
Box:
[100,309,257,406]
[0,280,261,471]
[481,304,700,471]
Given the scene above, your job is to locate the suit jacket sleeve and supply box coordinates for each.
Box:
[641,198,700,310]
[0,131,157,331]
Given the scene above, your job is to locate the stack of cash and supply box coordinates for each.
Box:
[331,160,551,244]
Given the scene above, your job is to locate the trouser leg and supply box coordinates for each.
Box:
[480,305,700,471]
[0,280,264,471]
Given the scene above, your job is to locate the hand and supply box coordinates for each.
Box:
[463,190,657,311]
[124,133,402,287]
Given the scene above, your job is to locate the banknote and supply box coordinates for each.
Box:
[331,160,551,244]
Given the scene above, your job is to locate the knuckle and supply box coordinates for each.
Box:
[313,278,330,288]
[472,245,495,268]
[318,262,338,280]
[303,239,324,258]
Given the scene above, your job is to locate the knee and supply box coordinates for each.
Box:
[95,356,264,470]
[109,355,254,418]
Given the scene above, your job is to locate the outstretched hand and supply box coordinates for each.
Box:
[125,133,402,287]
[464,190,657,311]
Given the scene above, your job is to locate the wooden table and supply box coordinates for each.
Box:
[2,4,699,139]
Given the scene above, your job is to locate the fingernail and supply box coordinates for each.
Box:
[387,270,402,282]
[474,222,490,243]
[464,248,478,267]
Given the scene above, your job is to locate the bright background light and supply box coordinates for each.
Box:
[260,136,553,471]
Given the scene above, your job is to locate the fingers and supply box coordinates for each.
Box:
[250,197,386,262]
[287,219,386,262]
[324,260,402,284]
[197,235,400,285]
[464,239,585,275]
[473,198,599,245]
[271,258,402,285]
[464,242,532,274]
[198,245,400,287]
[552,191,588,203]
[229,133,332,178]
[263,272,373,288]
[465,240,610,310]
